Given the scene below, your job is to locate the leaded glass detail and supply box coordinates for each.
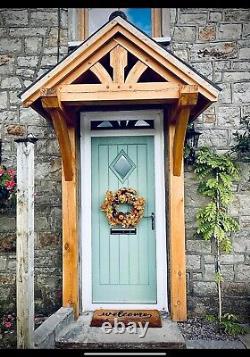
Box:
[110,150,136,182]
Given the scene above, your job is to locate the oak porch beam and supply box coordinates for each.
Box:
[58,82,182,104]
[167,121,187,321]
[62,126,79,317]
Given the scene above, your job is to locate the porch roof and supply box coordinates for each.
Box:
[19,14,221,123]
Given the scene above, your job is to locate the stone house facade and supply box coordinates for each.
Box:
[0,8,249,319]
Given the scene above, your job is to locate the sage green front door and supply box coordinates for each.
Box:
[91,136,156,304]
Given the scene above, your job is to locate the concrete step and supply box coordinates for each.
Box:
[55,311,186,349]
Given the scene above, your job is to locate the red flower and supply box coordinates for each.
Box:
[4,321,12,329]
[5,180,16,191]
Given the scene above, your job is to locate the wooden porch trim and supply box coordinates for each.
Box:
[167,121,187,321]
[62,126,79,317]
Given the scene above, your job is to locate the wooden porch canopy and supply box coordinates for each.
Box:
[20,15,220,321]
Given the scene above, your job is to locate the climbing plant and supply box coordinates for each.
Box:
[231,116,250,161]
[193,147,240,322]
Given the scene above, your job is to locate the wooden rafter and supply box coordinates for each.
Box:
[90,62,112,84]
[110,45,128,83]
[125,60,148,83]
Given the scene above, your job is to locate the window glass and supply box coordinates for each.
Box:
[88,8,152,36]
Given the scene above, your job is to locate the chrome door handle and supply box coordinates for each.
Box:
[144,212,155,230]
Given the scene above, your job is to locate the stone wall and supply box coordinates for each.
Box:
[170,8,250,318]
[0,8,68,314]
[0,8,249,319]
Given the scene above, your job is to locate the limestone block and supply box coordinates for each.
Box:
[198,26,216,41]
[224,9,250,22]
[30,11,59,27]
[6,124,25,136]
[224,71,250,83]
[0,233,16,252]
[209,11,222,22]
[178,12,208,25]
[20,107,46,125]
[203,255,215,263]
[242,23,250,38]
[203,264,215,281]
[232,61,250,70]
[198,129,229,148]
[9,27,47,37]
[218,83,232,104]
[0,256,7,270]
[4,9,28,26]
[186,240,211,254]
[217,24,242,41]
[0,54,15,74]
[193,281,217,296]
[222,282,250,297]
[25,37,43,55]
[0,38,22,53]
[220,254,245,264]
[186,254,201,270]
[173,26,196,42]
[190,42,238,61]
[192,62,213,80]
[239,47,250,60]
[235,264,250,282]
[9,91,21,106]
[41,55,58,67]
[1,76,22,89]
[214,60,231,71]
[17,56,39,67]
[217,106,241,126]
[0,91,8,109]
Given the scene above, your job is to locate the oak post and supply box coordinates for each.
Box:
[62,126,79,317]
[167,122,187,321]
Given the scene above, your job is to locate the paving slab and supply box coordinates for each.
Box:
[56,312,186,349]
[186,339,246,349]
[239,333,250,349]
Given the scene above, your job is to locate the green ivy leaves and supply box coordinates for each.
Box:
[194,147,240,253]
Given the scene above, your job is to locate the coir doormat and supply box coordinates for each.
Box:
[90,309,162,327]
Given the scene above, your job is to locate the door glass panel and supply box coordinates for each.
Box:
[110,149,136,182]
[91,120,154,130]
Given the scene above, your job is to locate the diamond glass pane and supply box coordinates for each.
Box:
[110,150,136,182]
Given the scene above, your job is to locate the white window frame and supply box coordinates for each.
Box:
[68,8,171,47]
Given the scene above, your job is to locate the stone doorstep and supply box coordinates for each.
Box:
[55,312,186,349]
[186,339,246,349]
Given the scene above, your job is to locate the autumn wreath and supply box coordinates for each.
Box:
[100,188,145,228]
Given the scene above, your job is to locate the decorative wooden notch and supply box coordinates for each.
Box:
[89,44,150,86]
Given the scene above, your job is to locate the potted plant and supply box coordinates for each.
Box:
[0,165,16,212]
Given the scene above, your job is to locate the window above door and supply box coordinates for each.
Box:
[68,8,170,45]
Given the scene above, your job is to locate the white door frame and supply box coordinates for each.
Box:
[80,109,168,311]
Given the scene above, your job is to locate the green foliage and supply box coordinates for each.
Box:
[231,116,250,161]
[194,147,240,253]
[205,314,249,337]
